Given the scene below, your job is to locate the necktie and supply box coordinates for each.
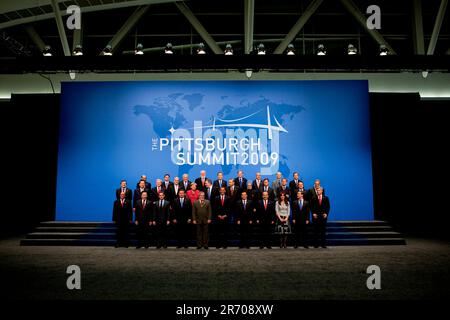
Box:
[122,188,125,193]
[202,178,205,186]
[243,200,246,210]
[319,196,322,206]
[184,182,187,189]
[142,200,145,208]
[265,187,268,192]
[257,180,260,188]
[299,200,302,210]
[264,200,267,210]
[157,186,160,193]
[295,180,298,185]
[159,200,162,208]
[239,178,242,187]
[221,196,224,206]
[180,198,184,208]
[121,200,124,207]
[175,185,178,194]
[219,180,222,186]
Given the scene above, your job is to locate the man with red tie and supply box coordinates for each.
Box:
[310,188,330,248]
[194,170,208,193]
[134,191,153,249]
[115,180,132,202]
[150,179,164,202]
[226,179,240,223]
[134,179,150,207]
[112,192,133,248]
[213,187,231,249]
[256,191,276,249]
[236,191,255,249]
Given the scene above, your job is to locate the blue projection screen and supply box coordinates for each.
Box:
[56,80,373,221]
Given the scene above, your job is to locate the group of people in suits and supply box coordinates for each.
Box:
[112,170,330,249]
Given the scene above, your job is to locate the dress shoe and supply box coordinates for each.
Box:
[204,246,209,250]
[176,246,182,249]
[223,246,227,249]
[216,246,221,249]
[135,246,141,249]
[303,246,309,249]
[259,246,264,249]
[196,246,202,249]
[294,245,298,249]
[266,246,272,249]
[321,245,327,249]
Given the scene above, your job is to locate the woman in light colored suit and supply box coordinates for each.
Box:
[275,191,291,248]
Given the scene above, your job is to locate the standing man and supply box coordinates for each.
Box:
[308,179,326,202]
[213,171,227,191]
[236,191,254,249]
[226,179,240,223]
[289,172,300,195]
[192,192,212,249]
[277,178,290,201]
[136,174,152,190]
[261,178,275,201]
[162,174,173,191]
[292,191,310,249]
[171,189,192,249]
[256,191,276,249]
[181,173,191,191]
[252,172,263,193]
[204,179,216,201]
[195,170,208,192]
[134,180,150,207]
[234,170,248,193]
[310,188,330,248]
[152,192,171,249]
[116,179,132,202]
[150,179,164,202]
[112,192,132,248]
[213,187,231,249]
[246,182,259,202]
[272,171,283,198]
[167,176,181,203]
[134,191,153,249]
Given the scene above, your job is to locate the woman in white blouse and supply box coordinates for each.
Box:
[275,191,291,248]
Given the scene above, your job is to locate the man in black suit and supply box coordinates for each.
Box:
[261,178,275,201]
[194,170,208,192]
[310,188,330,248]
[166,176,182,203]
[308,179,326,202]
[236,191,255,249]
[256,191,275,249]
[162,173,173,191]
[292,191,310,249]
[134,180,150,207]
[150,179,164,202]
[252,172,263,193]
[226,179,240,223]
[245,182,259,202]
[152,191,171,249]
[112,192,133,248]
[116,179,132,202]
[134,191,153,249]
[204,179,216,201]
[213,187,231,249]
[171,189,192,248]
[213,171,227,192]
[289,172,300,194]
[136,174,151,190]
[272,171,283,198]
[294,181,307,198]
[181,173,191,191]
[234,170,248,193]
[277,178,291,202]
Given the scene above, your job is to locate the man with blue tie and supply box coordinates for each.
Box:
[234,170,247,196]
[213,171,227,191]
[204,179,215,201]
[292,191,311,249]
[171,189,192,248]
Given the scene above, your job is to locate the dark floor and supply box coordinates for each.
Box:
[0,236,449,300]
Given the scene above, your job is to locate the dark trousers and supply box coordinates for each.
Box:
[136,223,150,247]
[196,223,209,247]
[239,222,252,247]
[215,220,229,247]
[313,218,327,246]
[155,223,168,247]
[176,222,190,247]
[295,222,309,246]
[116,222,130,246]
[259,222,273,247]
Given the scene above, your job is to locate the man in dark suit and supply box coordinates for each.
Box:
[116,180,133,202]
[310,188,330,248]
[192,192,212,249]
[152,191,171,249]
[236,191,255,249]
[204,179,216,202]
[194,170,208,192]
[292,191,310,249]
[181,173,191,191]
[261,178,275,201]
[136,174,151,190]
[171,189,192,248]
[166,176,182,203]
[213,187,231,249]
[277,178,291,202]
[134,180,150,207]
[162,173,173,191]
[150,179,164,202]
[245,182,259,202]
[134,191,153,249]
[272,171,283,198]
[307,179,326,202]
[256,191,276,249]
[289,172,300,194]
[294,181,307,199]
[252,172,263,193]
[112,192,133,248]
[213,171,227,192]
[226,179,240,223]
[234,170,248,194]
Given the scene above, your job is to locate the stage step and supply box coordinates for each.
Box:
[20,220,406,246]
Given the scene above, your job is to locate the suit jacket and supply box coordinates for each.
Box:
[277,186,291,201]
[243,188,259,202]
[213,179,227,191]
[134,199,153,224]
[180,180,192,191]
[226,186,240,204]
[171,197,192,223]
[162,181,173,191]
[307,187,326,201]
[289,180,300,192]
[310,196,330,218]
[213,195,231,220]
[152,199,171,225]
[252,179,264,193]
[256,199,276,224]
[133,187,150,206]
[204,186,217,202]
[116,188,133,202]
[112,199,132,224]
[136,181,152,190]
[192,199,212,224]
[150,186,165,202]
[166,183,182,202]
[234,177,248,190]
[236,199,255,224]
[291,199,310,223]
[194,177,209,192]
[272,179,282,197]
[260,186,275,201]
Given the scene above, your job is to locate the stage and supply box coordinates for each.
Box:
[1,236,449,300]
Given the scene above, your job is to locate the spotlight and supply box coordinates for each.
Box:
[102,45,113,56]
[42,45,52,56]
[73,45,83,56]
[135,43,144,55]
[197,42,206,55]
[165,43,173,54]
[286,44,295,55]
[347,44,357,55]
[379,44,388,56]
[224,44,233,55]
[257,43,266,55]
[317,44,326,56]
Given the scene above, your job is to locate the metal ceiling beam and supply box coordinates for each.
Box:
[23,24,46,52]
[105,5,149,54]
[274,0,323,54]
[412,0,425,55]
[244,0,254,54]
[427,0,448,55]
[50,0,70,56]
[72,24,82,53]
[175,1,223,54]
[339,0,397,55]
